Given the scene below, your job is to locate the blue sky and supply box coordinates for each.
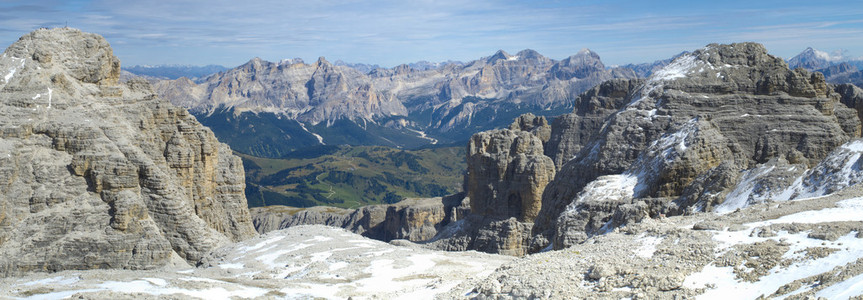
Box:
[1,0,862,68]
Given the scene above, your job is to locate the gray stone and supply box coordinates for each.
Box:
[0,28,255,277]
[250,196,467,243]
[531,42,861,252]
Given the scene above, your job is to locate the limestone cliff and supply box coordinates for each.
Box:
[531,42,861,250]
[423,115,555,256]
[250,196,468,242]
[0,28,255,276]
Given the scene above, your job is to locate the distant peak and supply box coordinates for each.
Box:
[244,57,268,66]
[571,48,599,60]
[316,56,331,65]
[486,50,513,64]
[516,49,542,59]
[280,58,304,65]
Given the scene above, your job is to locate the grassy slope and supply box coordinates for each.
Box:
[241,145,465,208]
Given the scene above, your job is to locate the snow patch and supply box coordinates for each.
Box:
[651,54,698,82]
[634,234,662,258]
[2,56,25,84]
[717,139,863,213]
[816,272,863,299]
[566,174,639,210]
[763,196,863,225]
[407,128,438,145]
[778,139,863,200]
[686,230,863,299]
[256,243,312,267]
[297,121,324,145]
[715,165,777,214]
[46,87,52,109]
[218,263,245,269]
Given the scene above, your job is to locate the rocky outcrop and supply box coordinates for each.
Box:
[835,83,863,122]
[250,196,468,242]
[544,78,643,168]
[509,113,551,143]
[424,117,556,256]
[465,128,555,222]
[528,42,861,251]
[0,28,255,276]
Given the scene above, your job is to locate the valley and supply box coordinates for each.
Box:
[240,145,465,208]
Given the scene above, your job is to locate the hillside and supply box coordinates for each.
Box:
[241,145,465,208]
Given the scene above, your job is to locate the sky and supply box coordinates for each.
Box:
[0,0,862,68]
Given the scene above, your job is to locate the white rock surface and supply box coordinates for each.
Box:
[0,225,512,299]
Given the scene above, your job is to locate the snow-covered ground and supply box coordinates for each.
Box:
[0,225,512,299]
[686,195,863,299]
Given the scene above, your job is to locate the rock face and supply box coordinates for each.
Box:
[424,116,555,256]
[836,83,863,124]
[544,78,644,168]
[0,28,255,276]
[529,42,861,250]
[152,48,637,157]
[466,126,555,222]
[250,196,468,242]
[823,65,863,89]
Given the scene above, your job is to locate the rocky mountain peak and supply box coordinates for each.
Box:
[315,56,332,66]
[576,48,595,56]
[515,49,544,60]
[392,63,414,75]
[2,28,120,91]
[239,57,272,73]
[646,42,834,99]
[787,47,841,70]
[486,49,514,64]
[549,48,606,80]
[695,42,779,69]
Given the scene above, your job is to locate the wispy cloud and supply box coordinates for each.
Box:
[0,0,861,67]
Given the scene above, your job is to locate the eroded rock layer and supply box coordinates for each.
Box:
[532,43,861,250]
[0,28,255,276]
[251,196,468,242]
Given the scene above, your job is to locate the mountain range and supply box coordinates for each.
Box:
[7,28,863,299]
[124,64,229,80]
[787,47,863,87]
[143,47,863,160]
[150,48,638,158]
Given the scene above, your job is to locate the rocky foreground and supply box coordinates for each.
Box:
[4,186,863,299]
[0,225,513,299]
